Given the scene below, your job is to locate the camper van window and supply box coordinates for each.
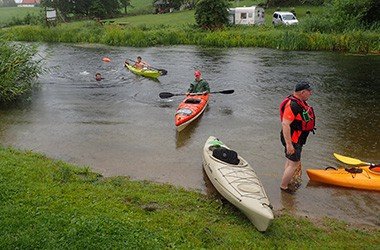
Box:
[241,13,247,19]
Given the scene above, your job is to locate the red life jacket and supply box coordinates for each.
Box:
[280,95,316,133]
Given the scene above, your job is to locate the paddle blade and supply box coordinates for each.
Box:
[333,153,369,166]
[159,92,174,99]
[158,69,168,76]
[219,89,234,94]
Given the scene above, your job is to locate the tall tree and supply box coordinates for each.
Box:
[194,0,230,30]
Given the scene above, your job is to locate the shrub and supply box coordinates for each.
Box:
[194,0,230,30]
[0,42,44,103]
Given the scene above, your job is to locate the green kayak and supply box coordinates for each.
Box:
[124,62,161,79]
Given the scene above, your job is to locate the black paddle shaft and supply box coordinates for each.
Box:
[159,89,234,99]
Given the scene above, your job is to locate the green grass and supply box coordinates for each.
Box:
[0,7,41,25]
[109,10,196,27]
[110,6,325,28]
[2,20,379,53]
[0,146,379,248]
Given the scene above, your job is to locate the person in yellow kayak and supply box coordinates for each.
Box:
[133,56,150,70]
[279,81,316,194]
[187,70,210,94]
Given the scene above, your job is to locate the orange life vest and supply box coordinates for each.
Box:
[280,95,316,133]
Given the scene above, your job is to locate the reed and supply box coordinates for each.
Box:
[0,22,379,53]
[0,42,44,103]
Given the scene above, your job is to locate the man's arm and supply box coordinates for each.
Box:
[282,118,295,155]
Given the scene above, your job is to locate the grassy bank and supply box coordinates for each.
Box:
[1,4,379,53]
[1,20,379,53]
[0,146,379,248]
[0,7,40,25]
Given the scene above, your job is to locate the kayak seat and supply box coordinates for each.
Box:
[185,98,201,104]
[212,148,240,165]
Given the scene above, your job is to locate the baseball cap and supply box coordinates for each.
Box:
[194,70,201,77]
[295,81,312,92]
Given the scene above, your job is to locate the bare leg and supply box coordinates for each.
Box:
[290,162,302,189]
[281,159,299,189]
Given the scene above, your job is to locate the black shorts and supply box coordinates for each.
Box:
[284,143,303,162]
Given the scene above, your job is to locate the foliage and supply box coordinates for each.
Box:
[6,12,42,27]
[266,0,324,7]
[41,0,121,20]
[0,7,41,27]
[1,0,17,7]
[0,146,379,248]
[119,0,132,14]
[1,21,379,53]
[194,0,230,30]
[300,0,379,32]
[0,42,43,104]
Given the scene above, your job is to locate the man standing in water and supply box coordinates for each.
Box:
[279,81,315,193]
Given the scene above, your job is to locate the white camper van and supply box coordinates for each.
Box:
[229,6,265,25]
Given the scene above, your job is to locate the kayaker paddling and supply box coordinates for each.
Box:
[133,56,150,70]
[187,70,210,95]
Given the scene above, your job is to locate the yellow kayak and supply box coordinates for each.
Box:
[307,166,380,191]
[124,63,161,79]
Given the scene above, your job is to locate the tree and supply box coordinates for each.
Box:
[119,0,131,14]
[2,0,17,7]
[328,0,378,29]
[41,0,121,20]
[89,0,120,18]
[194,0,230,30]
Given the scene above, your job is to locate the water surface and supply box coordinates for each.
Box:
[1,44,379,227]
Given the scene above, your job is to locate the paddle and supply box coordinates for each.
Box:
[333,153,379,167]
[126,58,167,75]
[159,89,234,99]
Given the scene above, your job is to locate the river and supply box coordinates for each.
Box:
[1,43,379,227]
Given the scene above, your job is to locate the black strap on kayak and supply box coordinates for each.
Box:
[325,166,337,170]
[263,203,273,209]
[345,167,363,174]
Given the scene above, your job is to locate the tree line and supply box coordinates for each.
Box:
[40,0,132,20]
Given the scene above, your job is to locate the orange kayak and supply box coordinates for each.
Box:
[175,93,209,132]
[306,166,380,191]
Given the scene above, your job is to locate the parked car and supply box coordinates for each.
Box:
[272,11,298,26]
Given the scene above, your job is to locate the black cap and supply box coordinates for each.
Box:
[295,81,312,92]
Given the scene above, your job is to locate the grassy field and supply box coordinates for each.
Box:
[0,146,379,248]
[0,7,41,25]
[107,6,324,27]
[0,3,378,52]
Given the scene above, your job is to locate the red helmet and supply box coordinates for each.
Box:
[194,70,201,77]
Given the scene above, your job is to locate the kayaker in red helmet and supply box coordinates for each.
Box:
[187,70,210,94]
[279,81,316,194]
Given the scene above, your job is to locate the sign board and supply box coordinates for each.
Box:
[46,8,56,20]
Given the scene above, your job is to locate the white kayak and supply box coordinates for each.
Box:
[202,136,274,232]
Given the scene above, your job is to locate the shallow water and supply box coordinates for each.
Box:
[1,44,379,227]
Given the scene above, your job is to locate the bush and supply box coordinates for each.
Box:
[0,42,44,103]
[194,0,230,30]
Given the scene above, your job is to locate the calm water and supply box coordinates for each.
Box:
[1,44,379,227]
